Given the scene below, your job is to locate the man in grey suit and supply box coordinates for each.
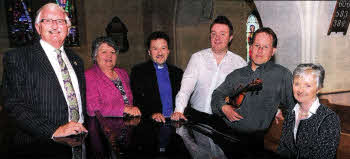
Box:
[2,2,87,151]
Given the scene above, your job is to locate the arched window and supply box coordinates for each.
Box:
[246,14,260,62]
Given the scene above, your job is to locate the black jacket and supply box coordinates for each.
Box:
[2,42,86,144]
[277,104,341,159]
[130,60,183,118]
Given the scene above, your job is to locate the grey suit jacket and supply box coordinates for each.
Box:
[2,42,86,145]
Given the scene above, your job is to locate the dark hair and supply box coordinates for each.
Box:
[209,16,233,36]
[91,36,119,63]
[293,63,325,89]
[146,31,170,50]
[250,27,278,48]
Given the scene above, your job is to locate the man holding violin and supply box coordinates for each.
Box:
[211,27,295,151]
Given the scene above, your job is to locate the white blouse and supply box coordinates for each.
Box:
[293,98,320,140]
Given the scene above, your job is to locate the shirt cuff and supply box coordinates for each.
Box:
[174,106,186,114]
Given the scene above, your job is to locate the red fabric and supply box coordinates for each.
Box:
[249,49,252,58]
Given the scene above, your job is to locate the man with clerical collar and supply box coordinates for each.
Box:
[211,27,295,151]
[130,31,183,123]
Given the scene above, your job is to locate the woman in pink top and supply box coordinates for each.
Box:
[85,37,141,117]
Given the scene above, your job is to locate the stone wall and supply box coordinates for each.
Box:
[0,0,253,75]
[175,0,253,69]
[82,0,146,72]
[255,1,350,105]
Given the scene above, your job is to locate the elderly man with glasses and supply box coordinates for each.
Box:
[2,3,87,157]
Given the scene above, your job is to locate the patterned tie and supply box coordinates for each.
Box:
[55,49,80,122]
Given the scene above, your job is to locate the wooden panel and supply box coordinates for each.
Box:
[337,133,350,159]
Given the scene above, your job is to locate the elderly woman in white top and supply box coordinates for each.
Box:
[277,63,340,159]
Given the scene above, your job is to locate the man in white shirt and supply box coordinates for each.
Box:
[2,2,87,148]
[171,16,247,122]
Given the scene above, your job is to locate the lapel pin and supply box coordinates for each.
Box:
[73,61,77,66]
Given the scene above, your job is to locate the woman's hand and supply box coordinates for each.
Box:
[124,105,141,117]
[152,113,166,123]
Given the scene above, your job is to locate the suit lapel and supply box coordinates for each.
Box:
[93,65,119,93]
[33,43,63,91]
[33,43,57,78]
[65,48,83,84]
[65,49,80,76]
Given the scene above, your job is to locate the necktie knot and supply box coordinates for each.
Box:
[54,49,61,55]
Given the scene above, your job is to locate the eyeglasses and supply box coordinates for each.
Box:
[40,19,67,25]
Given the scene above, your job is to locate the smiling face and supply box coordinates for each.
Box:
[249,32,276,70]
[293,72,320,106]
[210,23,233,54]
[148,38,170,65]
[35,6,70,49]
[96,43,117,71]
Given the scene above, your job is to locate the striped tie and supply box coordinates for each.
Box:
[55,49,80,122]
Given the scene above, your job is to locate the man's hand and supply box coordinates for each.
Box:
[53,133,87,147]
[275,109,284,124]
[152,113,166,123]
[221,105,243,122]
[124,105,141,117]
[170,112,187,121]
[53,121,88,137]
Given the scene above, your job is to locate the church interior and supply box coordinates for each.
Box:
[0,0,350,158]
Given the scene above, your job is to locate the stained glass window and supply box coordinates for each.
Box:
[246,14,260,62]
[6,0,35,47]
[6,0,80,47]
[55,0,80,47]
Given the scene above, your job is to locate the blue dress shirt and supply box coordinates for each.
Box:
[153,62,173,117]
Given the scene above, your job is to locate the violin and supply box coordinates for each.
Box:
[224,78,263,108]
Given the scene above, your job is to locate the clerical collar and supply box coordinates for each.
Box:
[153,62,167,70]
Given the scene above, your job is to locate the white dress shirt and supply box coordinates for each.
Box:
[40,40,84,123]
[293,97,320,140]
[175,48,247,114]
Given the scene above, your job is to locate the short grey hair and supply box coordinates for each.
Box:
[91,36,119,64]
[35,3,71,27]
[293,63,325,89]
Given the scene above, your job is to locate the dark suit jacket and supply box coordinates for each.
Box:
[130,60,183,118]
[277,104,340,159]
[2,42,86,145]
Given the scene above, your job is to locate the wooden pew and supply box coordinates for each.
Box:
[264,99,350,159]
